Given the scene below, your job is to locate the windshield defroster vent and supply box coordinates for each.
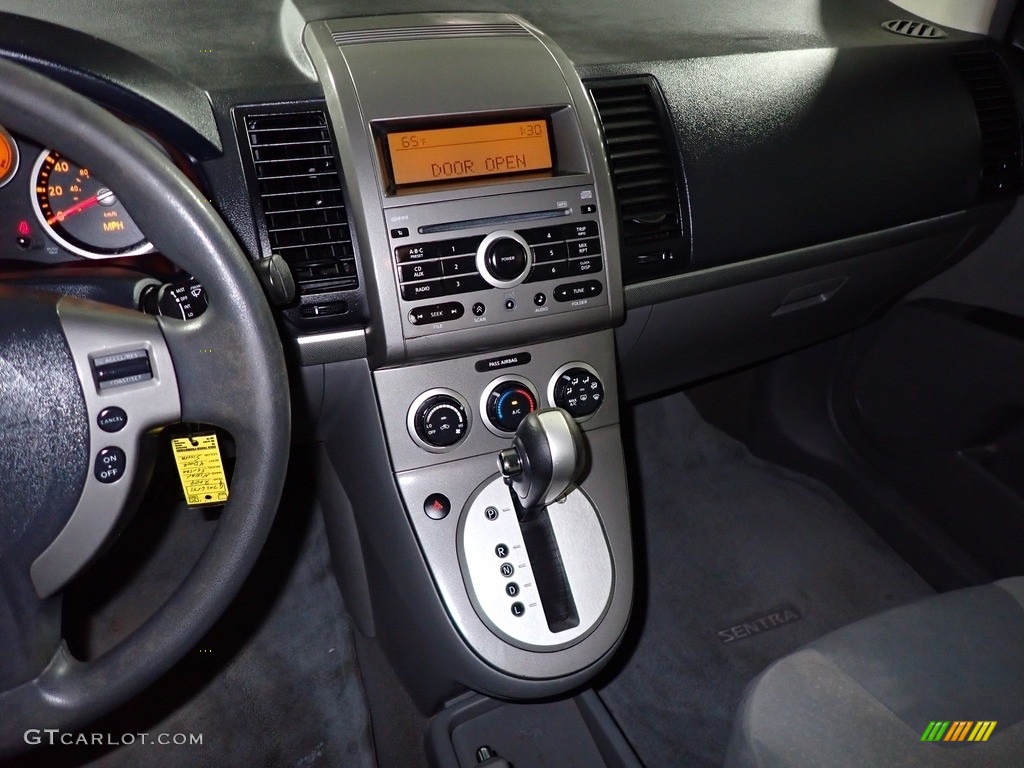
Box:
[953,51,1024,201]
[242,109,358,296]
[586,77,690,284]
[881,20,947,39]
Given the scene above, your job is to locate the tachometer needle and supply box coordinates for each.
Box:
[47,195,99,224]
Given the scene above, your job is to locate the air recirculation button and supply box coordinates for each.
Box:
[415,395,469,448]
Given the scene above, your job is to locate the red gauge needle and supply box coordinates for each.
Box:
[46,188,115,225]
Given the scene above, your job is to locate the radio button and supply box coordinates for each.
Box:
[401,280,446,301]
[444,274,489,294]
[409,302,465,325]
[567,237,601,258]
[564,221,599,240]
[527,261,568,283]
[400,260,442,282]
[396,244,436,263]
[531,242,568,263]
[554,280,603,302]
[441,255,478,276]
[568,256,603,276]
[519,225,563,245]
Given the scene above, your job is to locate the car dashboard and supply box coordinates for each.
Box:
[1,0,1023,763]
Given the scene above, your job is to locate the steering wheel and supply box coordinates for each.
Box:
[0,58,290,753]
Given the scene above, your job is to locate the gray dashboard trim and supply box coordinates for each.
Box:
[624,205,1013,309]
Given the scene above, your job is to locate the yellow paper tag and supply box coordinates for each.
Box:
[171,433,230,507]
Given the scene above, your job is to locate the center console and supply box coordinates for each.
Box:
[303,13,633,709]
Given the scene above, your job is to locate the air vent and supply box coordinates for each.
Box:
[881,20,947,39]
[953,51,1024,201]
[332,22,529,46]
[586,77,690,284]
[243,110,358,297]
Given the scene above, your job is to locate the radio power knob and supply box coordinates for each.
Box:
[476,230,533,289]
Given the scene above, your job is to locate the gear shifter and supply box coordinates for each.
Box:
[497,408,587,518]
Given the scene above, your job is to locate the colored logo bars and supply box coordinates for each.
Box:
[921,721,997,743]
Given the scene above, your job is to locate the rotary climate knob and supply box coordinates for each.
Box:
[552,366,604,418]
[476,230,532,289]
[414,394,469,448]
[486,381,537,433]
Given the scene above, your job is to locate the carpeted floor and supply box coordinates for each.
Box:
[3,455,377,768]
[598,391,933,767]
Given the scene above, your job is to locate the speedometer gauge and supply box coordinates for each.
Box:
[30,150,153,259]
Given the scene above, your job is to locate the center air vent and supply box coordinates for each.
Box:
[241,109,358,305]
[331,22,529,46]
[881,20,947,39]
[586,77,690,284]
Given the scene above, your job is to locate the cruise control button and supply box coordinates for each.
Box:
[568,256,603,276]
[554,280,604,302]
[94,446,126,484]
[97,406,128,433]
[401,280,445,301]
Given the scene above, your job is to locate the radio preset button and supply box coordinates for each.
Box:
[401,280,446,301]
[531,242,568,263]
[441,255,478,276]
[444,274,489,295]
[527,261,568,283]
[519,225,563,244]
[554,280,604,302]
[437,236,484,258]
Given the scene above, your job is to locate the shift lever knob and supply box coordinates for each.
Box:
[497,407,587,515]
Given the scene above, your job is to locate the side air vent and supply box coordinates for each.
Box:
[332,22,529,46]
[242,109,358,299]
[881,20,947,39]
[586,77,690,284]
[953,51,1024,201]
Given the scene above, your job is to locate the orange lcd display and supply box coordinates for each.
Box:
[386,120,552,187]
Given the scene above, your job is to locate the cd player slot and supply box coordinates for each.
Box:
[419,208,570,236]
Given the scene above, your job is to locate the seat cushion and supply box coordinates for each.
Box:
[725,577,1024,768]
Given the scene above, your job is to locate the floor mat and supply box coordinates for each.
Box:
[598,391,932,767]
[4,459,376,768]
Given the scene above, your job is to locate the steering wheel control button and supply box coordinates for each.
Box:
[485,380,538,433]
[96,406,128,433]
[409,301,464,326]
[505,582,520,597]
[94,447,126,484]
[500,563,515,578]
[495,543,510,558]
[423,493,451,521]
[413,393,469,449]
[476,231,533,289]
[554,280,603,303]
[511,602,526,617]
[485,506,499,521]
[553,366,605,419]
[92,349,152,390]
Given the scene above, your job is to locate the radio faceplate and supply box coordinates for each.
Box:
[387,184,608,340]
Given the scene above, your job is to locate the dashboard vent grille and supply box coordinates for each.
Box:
[954,51,1024,200]
[243,110,358,295]
[332,23,529,46]
[586,77,690,284]
[881,20,947,39]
